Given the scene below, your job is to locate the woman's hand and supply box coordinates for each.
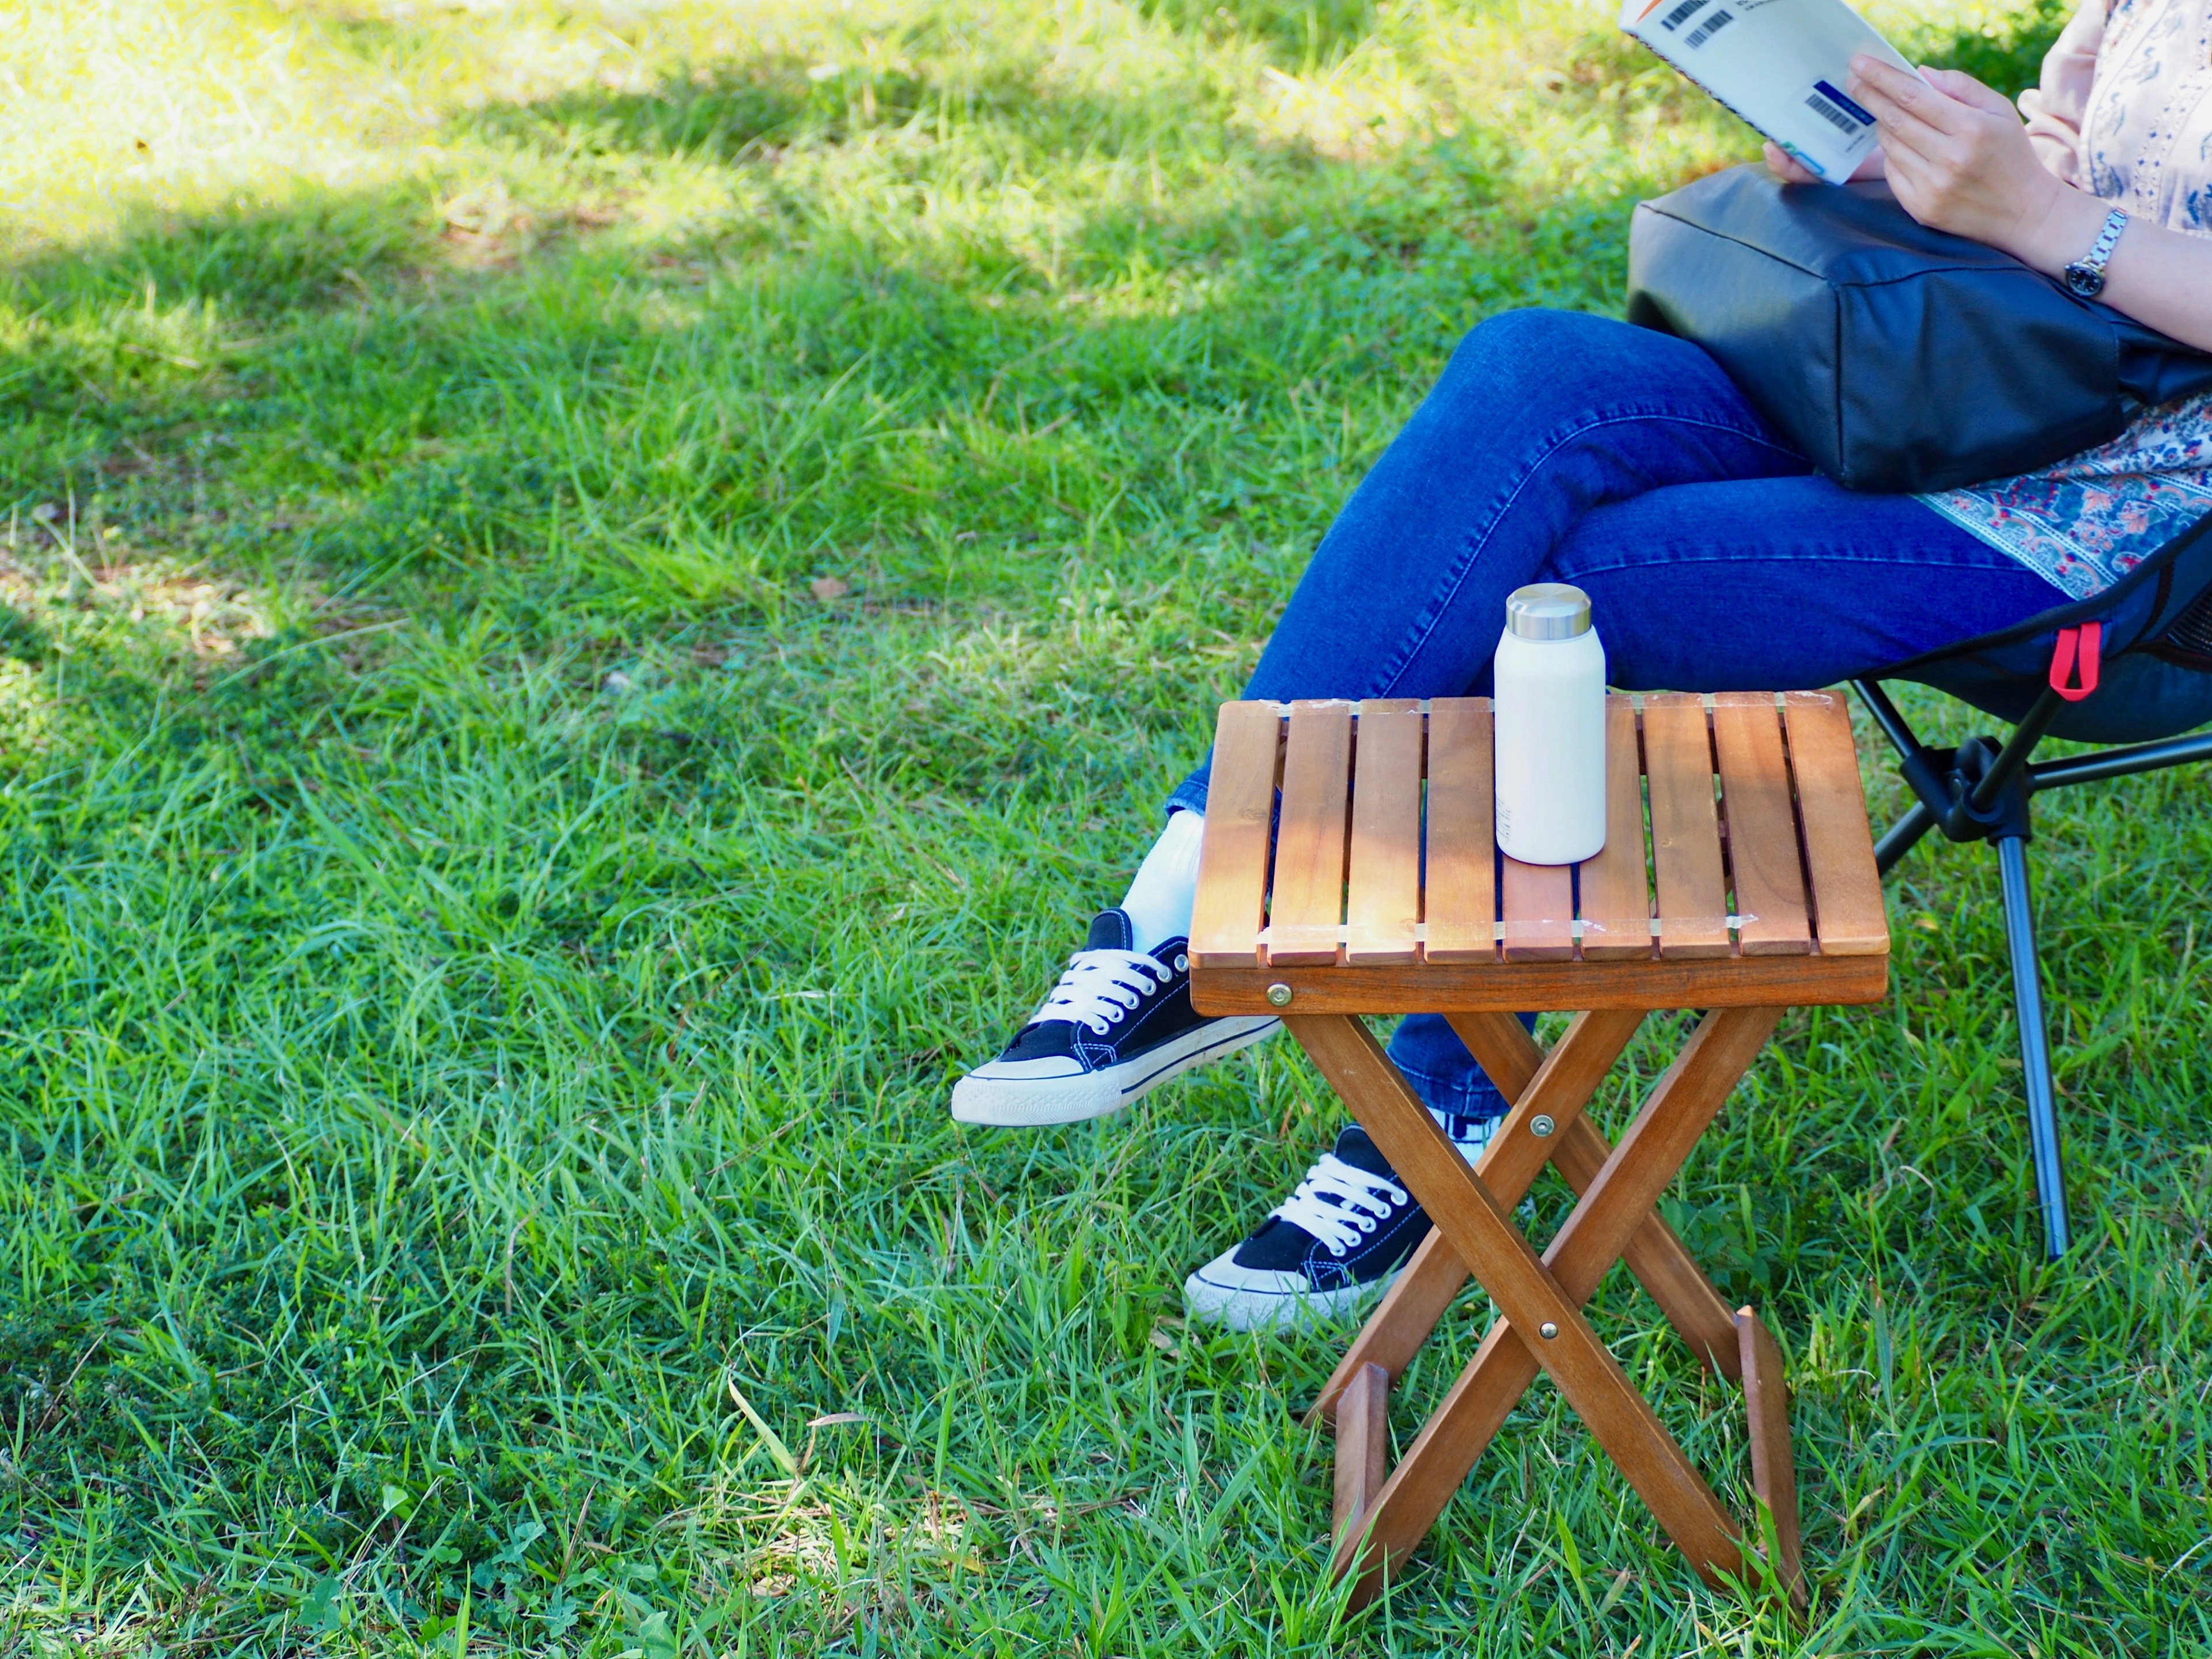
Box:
[1845,53,2212,353]
[1762,141,1885,186]
[1843,57,2067,254]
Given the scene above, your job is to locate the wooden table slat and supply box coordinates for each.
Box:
[1711,693,1812,957]
[1782,691,1891,957]
[1422,698,1499,964]
[1577,696,1654,961]
[1346,700,1425,964]
[1501,856,1576,961]
[1268,700,1355,966]
[1188,700,1283,968]
[1641,694,1732,960]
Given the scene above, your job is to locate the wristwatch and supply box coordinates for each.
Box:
[2062,206,2130,299]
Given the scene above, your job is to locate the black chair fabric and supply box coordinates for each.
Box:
[1879,508,2212,742]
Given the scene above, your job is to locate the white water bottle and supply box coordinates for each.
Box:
[1493,582,1607,865]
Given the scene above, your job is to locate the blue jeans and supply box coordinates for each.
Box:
[1166,309,2071,1119]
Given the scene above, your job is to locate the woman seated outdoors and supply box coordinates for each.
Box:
[952,1,2212,1331]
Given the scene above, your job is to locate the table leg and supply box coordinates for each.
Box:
[1311,1008,1642,1424]
[1313,1011,1738,1429]
[1737,1308,1807,1610]
[1289,1013,1753,1598]
[1332,1362,1391,1548]
[1552,1117,1741,1378]
[1459,1013,1743,1377]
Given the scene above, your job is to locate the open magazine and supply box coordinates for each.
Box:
[1621,0,1919,183]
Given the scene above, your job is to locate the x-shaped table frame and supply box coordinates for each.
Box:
[1286,1005,1806,1611]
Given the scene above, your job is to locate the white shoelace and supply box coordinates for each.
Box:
[1033,949,1178,1035]
[1270,1153,1409,1257]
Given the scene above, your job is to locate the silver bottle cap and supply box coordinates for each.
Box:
[1505,582,1592,641]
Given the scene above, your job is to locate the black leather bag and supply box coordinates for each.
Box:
[1624,165,2212,493]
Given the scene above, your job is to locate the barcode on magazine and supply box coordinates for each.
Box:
[1658,0,1709,31]
[1683,8,1732,47]
[1805,78,1877,132]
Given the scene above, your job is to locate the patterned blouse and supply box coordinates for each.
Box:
[1916,0,2212,599]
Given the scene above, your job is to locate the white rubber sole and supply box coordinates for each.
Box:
[949,1016,1281,1127]
[1181,1264,1400,1332]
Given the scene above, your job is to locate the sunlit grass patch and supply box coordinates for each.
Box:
[13,1,2207,1655]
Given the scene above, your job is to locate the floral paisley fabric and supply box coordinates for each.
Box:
[1918,0,2212,599]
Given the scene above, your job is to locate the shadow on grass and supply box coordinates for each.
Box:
[0,22,1658,709]
[10,6,2180,1655]
[0,18,1659,1600]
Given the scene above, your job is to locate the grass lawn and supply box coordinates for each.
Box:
[7,0,2211,1652]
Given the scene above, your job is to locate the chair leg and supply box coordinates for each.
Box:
[1996,835,2071,1260]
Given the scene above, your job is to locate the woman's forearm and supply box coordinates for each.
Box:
[1999,186,2212,354]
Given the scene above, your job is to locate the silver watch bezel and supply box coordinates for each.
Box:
[2063,260,2106,299]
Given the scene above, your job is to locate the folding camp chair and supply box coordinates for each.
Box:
[1848,507,2212,1261]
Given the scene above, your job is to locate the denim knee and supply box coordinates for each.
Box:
[1442,308,1683,417]
[1451,305,1609,359]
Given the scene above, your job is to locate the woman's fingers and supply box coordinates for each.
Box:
[1847,58,1969,177]
[1879,143,1938,203]
[1918,66,2016,116]
[1763,141,1823,184]
[1861,92,1950,173]
[1847,55,1968,138]
[1763,138,1887,185]
[1869,109,1947,169]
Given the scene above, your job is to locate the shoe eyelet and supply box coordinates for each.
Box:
[1330,1244,1346,1257]
[1174,955,1188,972]
[1358,1217,1376,1233]
[1108,1006,1124,1023]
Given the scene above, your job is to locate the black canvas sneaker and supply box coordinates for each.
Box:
[1182,1112,1500,1331]
[950,908,1280,1127]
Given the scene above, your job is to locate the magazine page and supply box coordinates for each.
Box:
[1622,0,1918,181]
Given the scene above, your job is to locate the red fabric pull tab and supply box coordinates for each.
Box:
[2049,622,2102,702]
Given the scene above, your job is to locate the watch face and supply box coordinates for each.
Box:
[2064,262,2105,299]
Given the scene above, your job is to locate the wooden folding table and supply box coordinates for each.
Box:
[1186,691,1890,1607]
